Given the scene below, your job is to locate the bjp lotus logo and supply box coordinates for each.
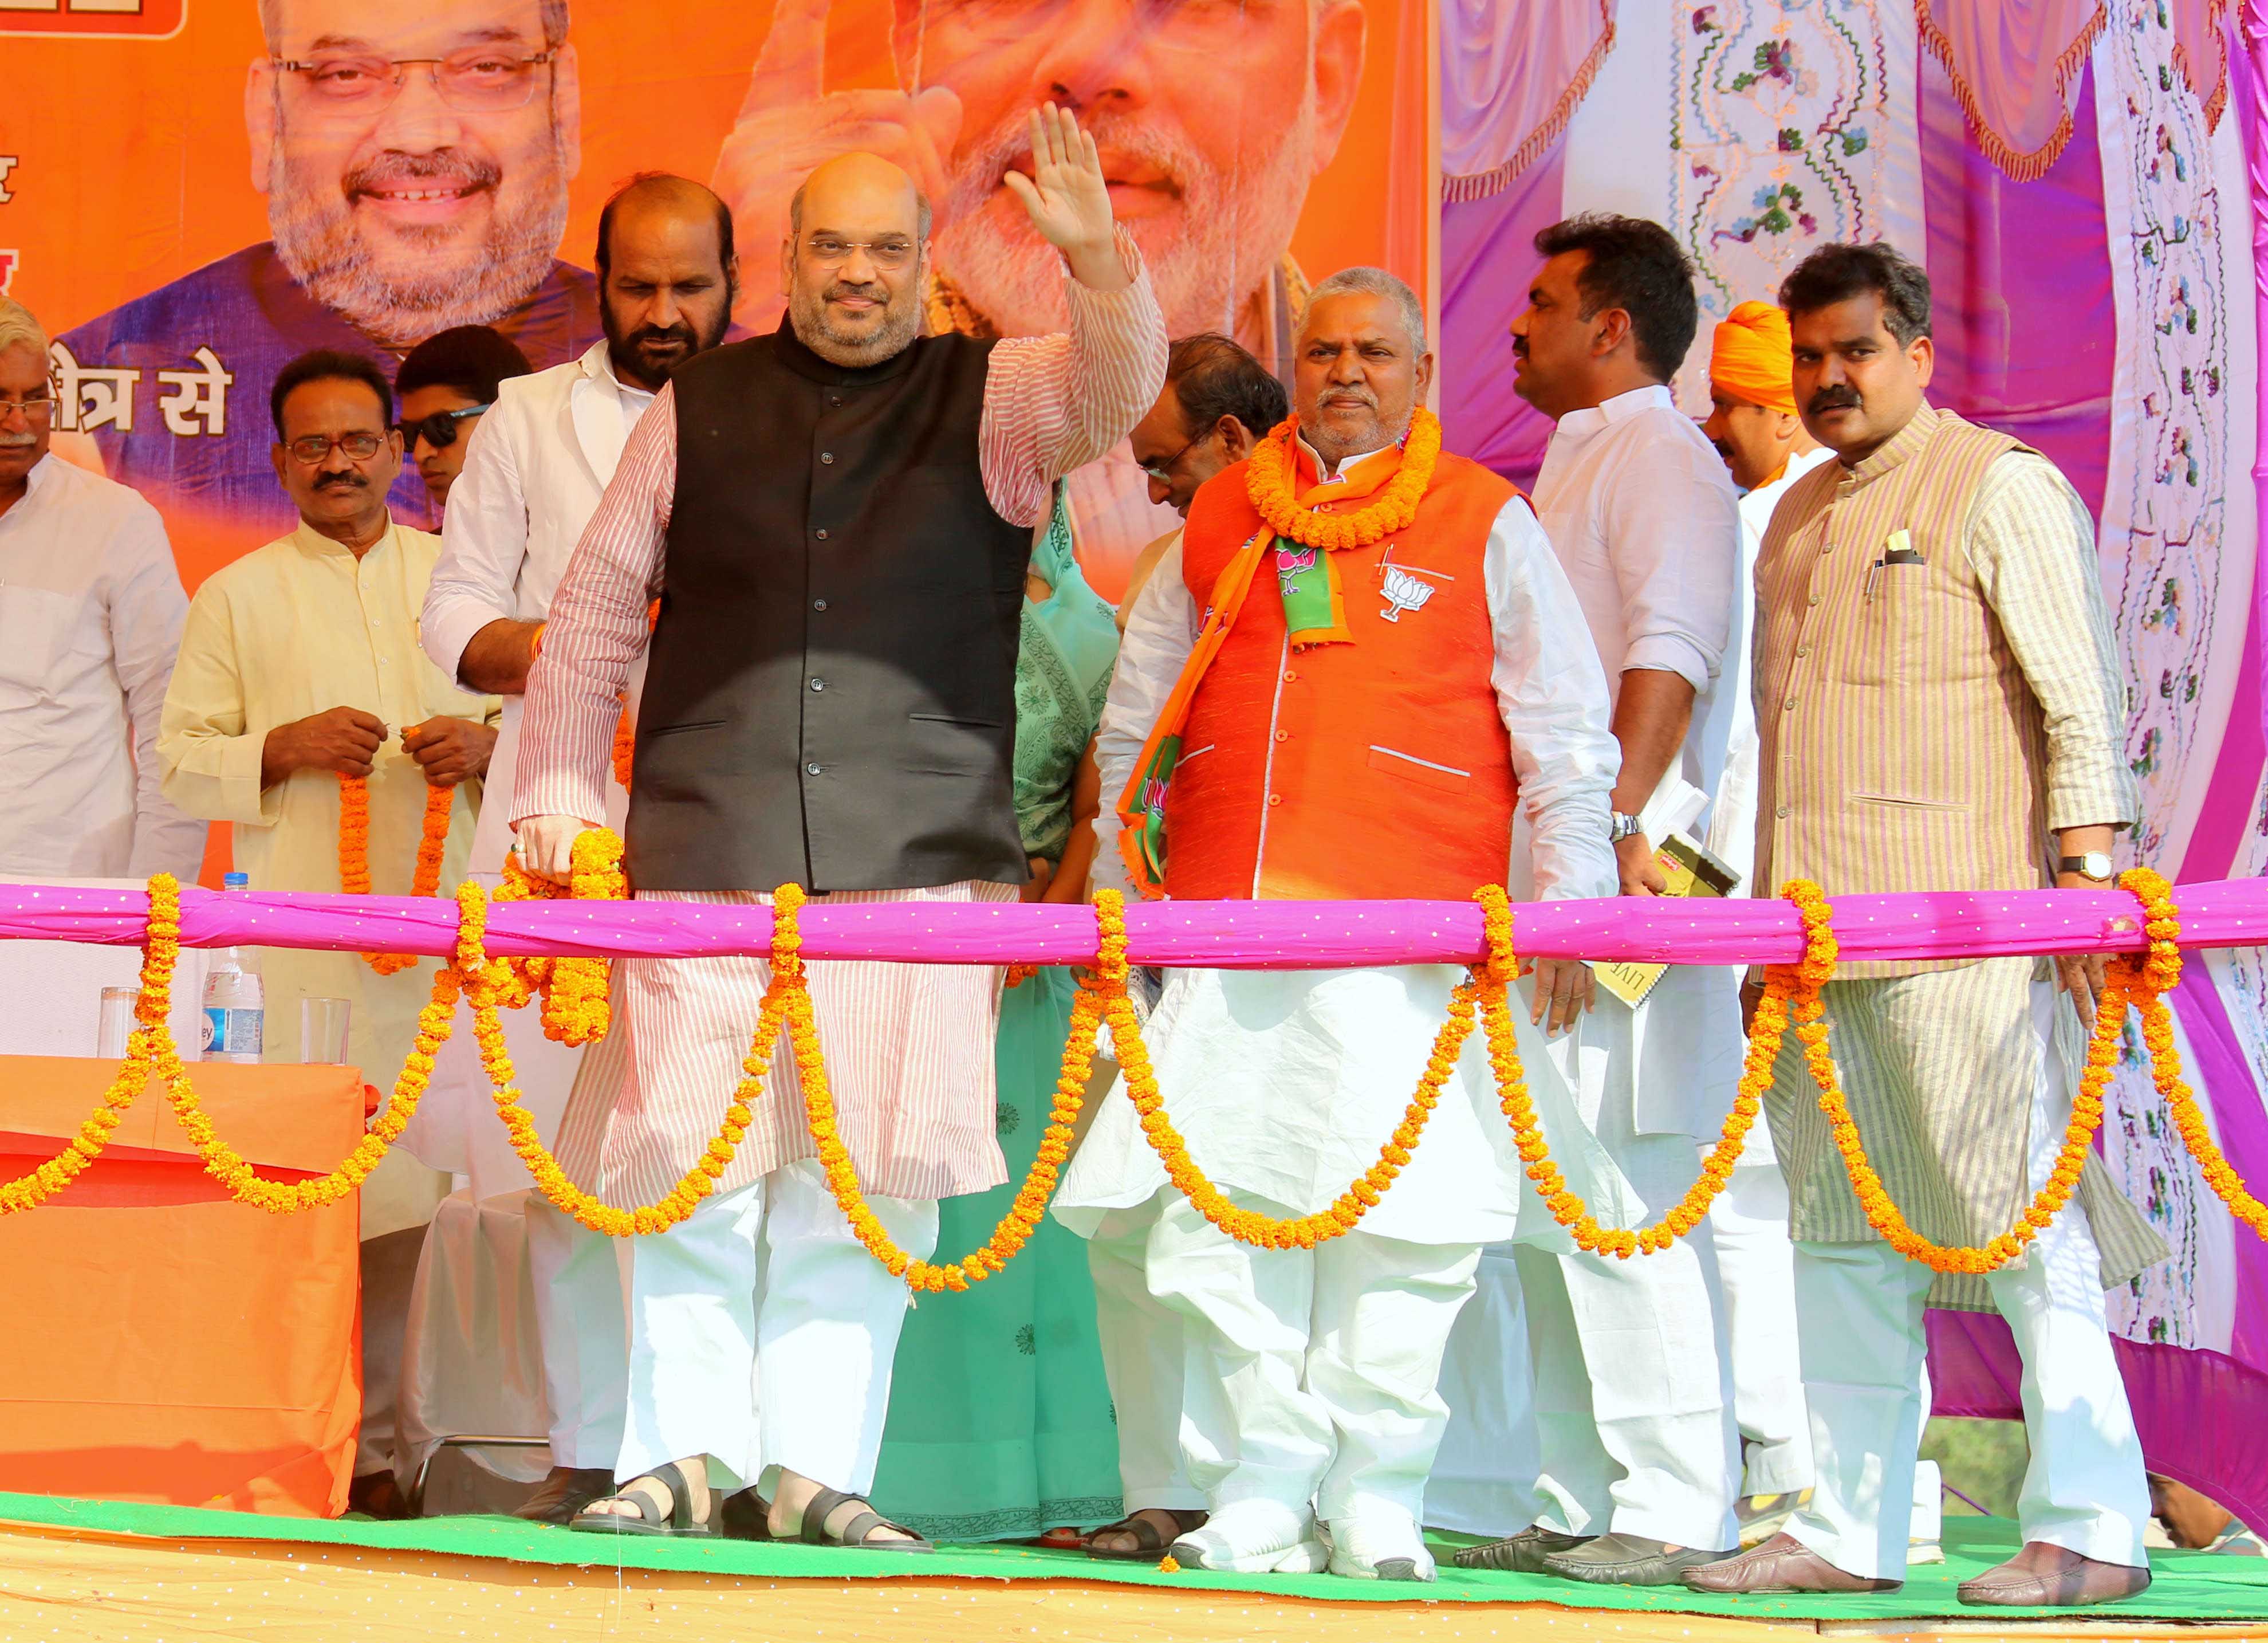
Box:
[1275,545,1317,597]
[1379,566,1435,622]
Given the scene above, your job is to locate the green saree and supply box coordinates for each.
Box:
[870,488,1127,1541]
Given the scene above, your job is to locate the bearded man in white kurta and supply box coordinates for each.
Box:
[412,174,738,1528]
[1452,214,1745,1587]
[1065,267,1623,1583]
[514,118,1165,1547]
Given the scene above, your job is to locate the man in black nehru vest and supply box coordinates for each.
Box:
[512,106,1164,1546]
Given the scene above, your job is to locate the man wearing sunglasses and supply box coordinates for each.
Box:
[159,348,502,1515]
[395,326,534,509]
[55,0,597,572]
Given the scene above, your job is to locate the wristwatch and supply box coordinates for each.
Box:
[2057,851,2115,883]
[1608,811,1643,843]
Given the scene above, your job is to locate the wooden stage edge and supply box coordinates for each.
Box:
[0,1519,2258,1643]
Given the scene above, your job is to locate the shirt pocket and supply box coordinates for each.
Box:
[0,584,78,698]
[1367,744,1474,795]
[1838,560,1931,689]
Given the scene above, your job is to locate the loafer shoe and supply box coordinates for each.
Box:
[1541,1531,1738,1586]
[1957,1542,2151,1607]
[1452,1524,1594,1573]
[514,1467,619,1526]
[1682,1532,1901,1594]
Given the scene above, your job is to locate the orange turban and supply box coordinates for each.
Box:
[1710,300,1797,416]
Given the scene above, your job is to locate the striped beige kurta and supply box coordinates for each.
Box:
[1750,406,2162,1298]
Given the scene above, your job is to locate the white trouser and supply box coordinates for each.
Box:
[1148,1191,1480,1527]
[1788,987,2147,1579]
[1518,1129,1742,1550]
[617,1158,939,1495]
[1709,1155,1813,1496]
[1427,1245,1545,1535]
[525,1194,630,1469]
[1087,1201,1204,1514]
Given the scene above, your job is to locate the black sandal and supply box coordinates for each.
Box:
[568,1461,716,1538]
[793,1485,934,1552]
[1085,1508,1207,1561]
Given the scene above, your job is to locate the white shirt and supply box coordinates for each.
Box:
[420,341,654,874]
[1532,384,1742,1139]
[0,454,204,879]
[1707,445,1834,888]
[1064,466,1627,1247]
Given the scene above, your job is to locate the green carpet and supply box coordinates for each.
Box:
[1,1492,2262,1621]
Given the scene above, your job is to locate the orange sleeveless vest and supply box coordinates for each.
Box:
[1162,451,1524,902]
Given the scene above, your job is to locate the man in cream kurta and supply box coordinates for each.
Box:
[1066,269,1623,1583]
[411,175,735,1526]
[1450,215,1742,1586]
[159,350,498,1503]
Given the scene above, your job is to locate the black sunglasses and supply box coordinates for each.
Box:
[396,403,492,451]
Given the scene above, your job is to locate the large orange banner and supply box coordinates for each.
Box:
[1,0,1431,601]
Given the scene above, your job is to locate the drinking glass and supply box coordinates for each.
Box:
[300,998,353,1066]
[96,987,140,1059]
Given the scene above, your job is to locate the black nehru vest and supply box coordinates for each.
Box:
[626,325,1033,892]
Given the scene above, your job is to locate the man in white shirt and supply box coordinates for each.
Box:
[0,298,203,883]
[413,172,738,1527]
[1455,214,1744,1587]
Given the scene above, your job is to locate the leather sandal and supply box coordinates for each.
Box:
[568,1460,715,1538]
[1086,1508,1207,1561]
[793,1485,934,1552]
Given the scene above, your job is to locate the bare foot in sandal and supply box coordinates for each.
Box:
[572,1457,718,1536]
[1088,1507,1207,1559]
[768,1468,931,1550]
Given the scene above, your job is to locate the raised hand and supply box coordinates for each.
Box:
[1001,103,1127,291]
[711,0,964,329]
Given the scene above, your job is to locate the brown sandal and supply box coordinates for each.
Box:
[1086,1508,1207,1561]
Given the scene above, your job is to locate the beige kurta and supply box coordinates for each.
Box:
[158,520,499,1237]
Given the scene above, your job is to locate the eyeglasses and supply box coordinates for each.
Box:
[1138,427,1214,483]
[285,431,388,465]
[271,49,558,113]
[397,403,492,451]
[800,235,920,272]
[0,391,55,420]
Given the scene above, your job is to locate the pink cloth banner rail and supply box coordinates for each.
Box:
[0,880,2261,970]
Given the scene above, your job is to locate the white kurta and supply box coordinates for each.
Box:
[1063,485,1624,1248]
[158,520,498,1237]
[1530,383,1742,1140]
[0,454,204,881]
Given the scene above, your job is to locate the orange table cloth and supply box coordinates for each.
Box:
[0,1057,365,1516]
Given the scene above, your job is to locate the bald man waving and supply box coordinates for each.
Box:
[514,110,1166,1547]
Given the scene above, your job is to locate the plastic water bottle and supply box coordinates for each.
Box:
[202,871,266,1064]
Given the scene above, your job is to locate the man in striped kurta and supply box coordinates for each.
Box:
[1684,243,2162,1608]
[513,117,1166,1547]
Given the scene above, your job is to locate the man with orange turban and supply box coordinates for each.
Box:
[1695,298,1833,1544]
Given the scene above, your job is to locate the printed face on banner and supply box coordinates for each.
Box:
[248,0,583,350]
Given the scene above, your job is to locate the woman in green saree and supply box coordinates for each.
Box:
[868,487,1127,1543]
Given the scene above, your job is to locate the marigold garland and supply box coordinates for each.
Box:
[1475,885,1770,1257]
[1245,408,1442,551]
[340,775,457,975]
[491,828,627,1045]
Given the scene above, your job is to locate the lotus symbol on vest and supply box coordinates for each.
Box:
[1380,565,1435,622]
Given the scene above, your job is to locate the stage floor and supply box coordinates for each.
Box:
[0,1493,2262,1642]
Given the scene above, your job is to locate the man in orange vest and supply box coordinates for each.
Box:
[1058,266,1624,1582]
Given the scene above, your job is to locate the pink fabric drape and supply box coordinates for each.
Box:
[1439,0,1613,201]
[1916,0,2106,180]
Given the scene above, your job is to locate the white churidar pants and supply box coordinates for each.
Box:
[523,1194,630,1469]
[1708,1145,1813,1496]
[1787,984,2148,1579]
[1148,1191,1481,1527]
[1517,1125,1742,1551]
[617,1158,939,1495]
[1086,1201,1205,1514]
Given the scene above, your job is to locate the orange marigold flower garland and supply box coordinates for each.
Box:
[0,874,186,1215]
[1785,877,2119,1274]
[1476,885,1769,1257]
[1104,890,1473,1251]
[1245,408,1442,551]
[2117,868,2268,1240]
[798,885,1100,1291]
[340,775,457,976]
[491,828,626,1045]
